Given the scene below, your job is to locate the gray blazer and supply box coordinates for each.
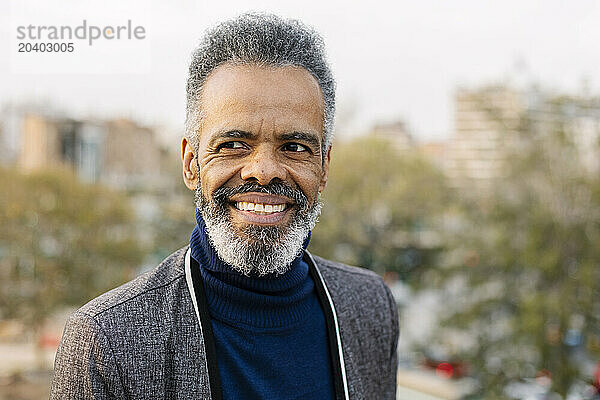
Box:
[51,247,399,399]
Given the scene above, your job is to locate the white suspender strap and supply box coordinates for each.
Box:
[184,248,202,326]
[306,251,351,400]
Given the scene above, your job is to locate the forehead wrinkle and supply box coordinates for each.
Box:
[204,106,320,136]
[258,117,266,138]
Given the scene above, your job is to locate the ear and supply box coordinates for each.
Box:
[318,146,332,193]
[181,137,199,191]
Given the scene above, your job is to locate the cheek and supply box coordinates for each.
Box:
[290,166,324,197]
[200,162,242,194]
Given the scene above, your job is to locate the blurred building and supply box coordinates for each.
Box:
[19,113,63,171]
[445,86,522,193]
[56,119,107,182]
[0,105,167,189]
[370,120,415,153]
[102,118,164,189]
[529,93,600,174]
[0,103,61,167]
[445,85,600,193]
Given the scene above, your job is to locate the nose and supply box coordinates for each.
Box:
[240,145,287,185]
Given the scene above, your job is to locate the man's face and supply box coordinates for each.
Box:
[182,63,330,275]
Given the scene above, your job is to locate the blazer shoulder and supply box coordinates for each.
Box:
[76,246,189,319]
[309,253,396,313]
[311,253,382,282]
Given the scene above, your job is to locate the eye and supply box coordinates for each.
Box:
[282,143,308,153]
[217,141,246,151]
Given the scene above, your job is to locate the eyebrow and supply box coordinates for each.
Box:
[208,130,256,148]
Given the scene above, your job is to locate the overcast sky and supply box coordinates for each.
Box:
[1,0,599,143]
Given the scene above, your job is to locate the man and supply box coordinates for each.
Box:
[51,13,398,399]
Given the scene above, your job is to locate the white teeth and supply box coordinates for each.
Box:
[235,202,286,214]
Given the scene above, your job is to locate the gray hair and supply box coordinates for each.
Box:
[185,12,336,160]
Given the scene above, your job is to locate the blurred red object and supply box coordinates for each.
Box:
[435,362,454,379]
[423,358,468,379]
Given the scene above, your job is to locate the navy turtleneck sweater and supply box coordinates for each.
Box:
[189,210,335,400]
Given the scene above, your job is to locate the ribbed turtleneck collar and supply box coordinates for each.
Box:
[189,209,314,330]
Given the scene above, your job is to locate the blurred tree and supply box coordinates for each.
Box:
[432,96,600,398]
[0,167,144,341]
[153,148,196,257]
[147,195,195,264]
[129,147,196,268]
[310,136,452,283]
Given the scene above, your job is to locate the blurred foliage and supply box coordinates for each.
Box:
[125,150,196,267]
[310,136,453,283]
[0,167,144,330]
[144,192,195,265]
[432,100,600,398]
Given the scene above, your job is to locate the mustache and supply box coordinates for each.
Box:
[212,181,308,209]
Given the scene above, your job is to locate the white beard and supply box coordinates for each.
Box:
[196,186,321,276]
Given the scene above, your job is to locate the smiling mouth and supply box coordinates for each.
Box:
[233,201,288,215]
